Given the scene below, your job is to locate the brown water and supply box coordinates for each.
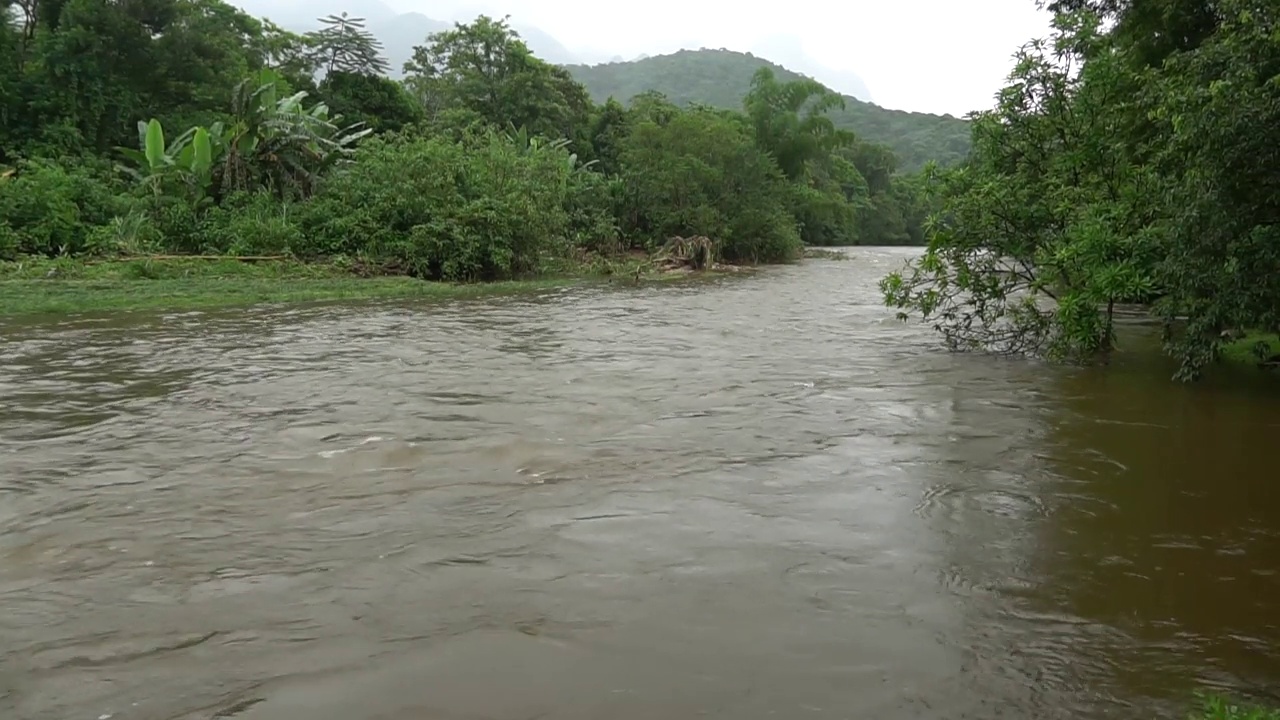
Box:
[1,247,1278,720]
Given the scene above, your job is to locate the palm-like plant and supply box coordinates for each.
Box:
[220,69,371,199]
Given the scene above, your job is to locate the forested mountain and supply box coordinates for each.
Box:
[567,50,971,172]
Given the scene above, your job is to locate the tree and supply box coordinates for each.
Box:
[403,15,591,142]
[588,97,629,175]
[617,106,802,262]
[319,71,422,134]
[743,67,853,181]
[881,12,1157,361]
[880,0,1280,378]
[308,13,389,77]
[1147,0,1280,374]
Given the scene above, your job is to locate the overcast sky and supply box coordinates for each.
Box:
[383,0,1055,116]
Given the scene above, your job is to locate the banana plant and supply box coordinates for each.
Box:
[219,68,370,199]
[117,118,223,202]
[504,124,598,173]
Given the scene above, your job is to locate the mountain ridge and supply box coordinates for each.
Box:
[566,49,970,171]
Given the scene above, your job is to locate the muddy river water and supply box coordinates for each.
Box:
[1,247,1278,720]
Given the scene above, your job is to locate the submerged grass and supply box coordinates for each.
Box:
[1194,694,1280,719]
[1219,332,1280,367]
[0,256,584,315]
[0,252,745,316]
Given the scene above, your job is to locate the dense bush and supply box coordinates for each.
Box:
[617,109,802,263]
[0,160,135,257]
[301,132,579,279]
[1,4,941,277]
[202,192,305,256]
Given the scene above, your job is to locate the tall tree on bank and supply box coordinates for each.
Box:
[308,13,389,76]
[882,0,1280,378]
[402,15,591,144]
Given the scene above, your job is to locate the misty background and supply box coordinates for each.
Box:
[228,0,1054,117]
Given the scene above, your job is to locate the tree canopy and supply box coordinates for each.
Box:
[882,0,1280,379]
[566,49,971,172]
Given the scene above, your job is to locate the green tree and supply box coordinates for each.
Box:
[1147,0,1280,374]
[617,106,801,262]
[403,15,591,143]
[588,97,629,176]
[743,67,853,181]
[319,71,422,134]
[882,12,1157,360]
[308,13,389,76]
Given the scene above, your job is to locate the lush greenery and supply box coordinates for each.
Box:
[567,49,971,172]
[1195,694,1280,720]
[1,2,946,306]
[0,256,582,314]
[882,0,1280,379]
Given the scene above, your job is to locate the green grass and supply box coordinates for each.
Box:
[0,257,585,315]
[1194,694,1280,720]
[1219,332,1280,366]
[0,253,747,316]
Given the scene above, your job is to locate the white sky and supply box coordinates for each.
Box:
[387,0,1055,116]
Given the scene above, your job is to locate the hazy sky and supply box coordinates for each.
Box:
[384,0,1055,116]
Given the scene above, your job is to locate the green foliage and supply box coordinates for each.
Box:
[301,132,578,279]
[1147,0,1280,376]
[0,159,133,256]
[883,0,1280,380]
[616,107,801,263]
[308,13,389,76]
[404,16,591,144]
[567,49,970,172]
[318,71,422,134]
[1193,694,1280,720]
[2,0,946,300]
[744,67,853,181]
[202,191,304,256]
[217,69,370,200]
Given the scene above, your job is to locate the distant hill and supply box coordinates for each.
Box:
[231,0,581,75]
[566,49,971,171]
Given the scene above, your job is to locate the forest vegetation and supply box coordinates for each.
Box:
[566,49,972,172]
[0,0,935,313]
[882,0,1280,379]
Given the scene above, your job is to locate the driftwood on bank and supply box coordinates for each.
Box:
[656,236,717,272]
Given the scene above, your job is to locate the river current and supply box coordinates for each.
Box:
[2,247,1277,719]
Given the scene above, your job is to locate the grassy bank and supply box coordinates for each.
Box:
[0,251,735,315]
[0,257,594,315]
[1219,332,1280,367]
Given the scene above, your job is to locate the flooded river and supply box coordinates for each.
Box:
[1,247,1278,720]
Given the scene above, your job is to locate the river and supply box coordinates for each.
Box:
[1,247,1277,720]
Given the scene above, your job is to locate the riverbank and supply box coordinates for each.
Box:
[1220,332,1280,367]
[0,253,743,316]
[0,257,578,315]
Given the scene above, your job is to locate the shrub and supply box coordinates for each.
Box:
[302,132,576,280]
[0,223,17,260]
[617,108,802,263]
[202,192,304,256]
[0,159,134,256]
